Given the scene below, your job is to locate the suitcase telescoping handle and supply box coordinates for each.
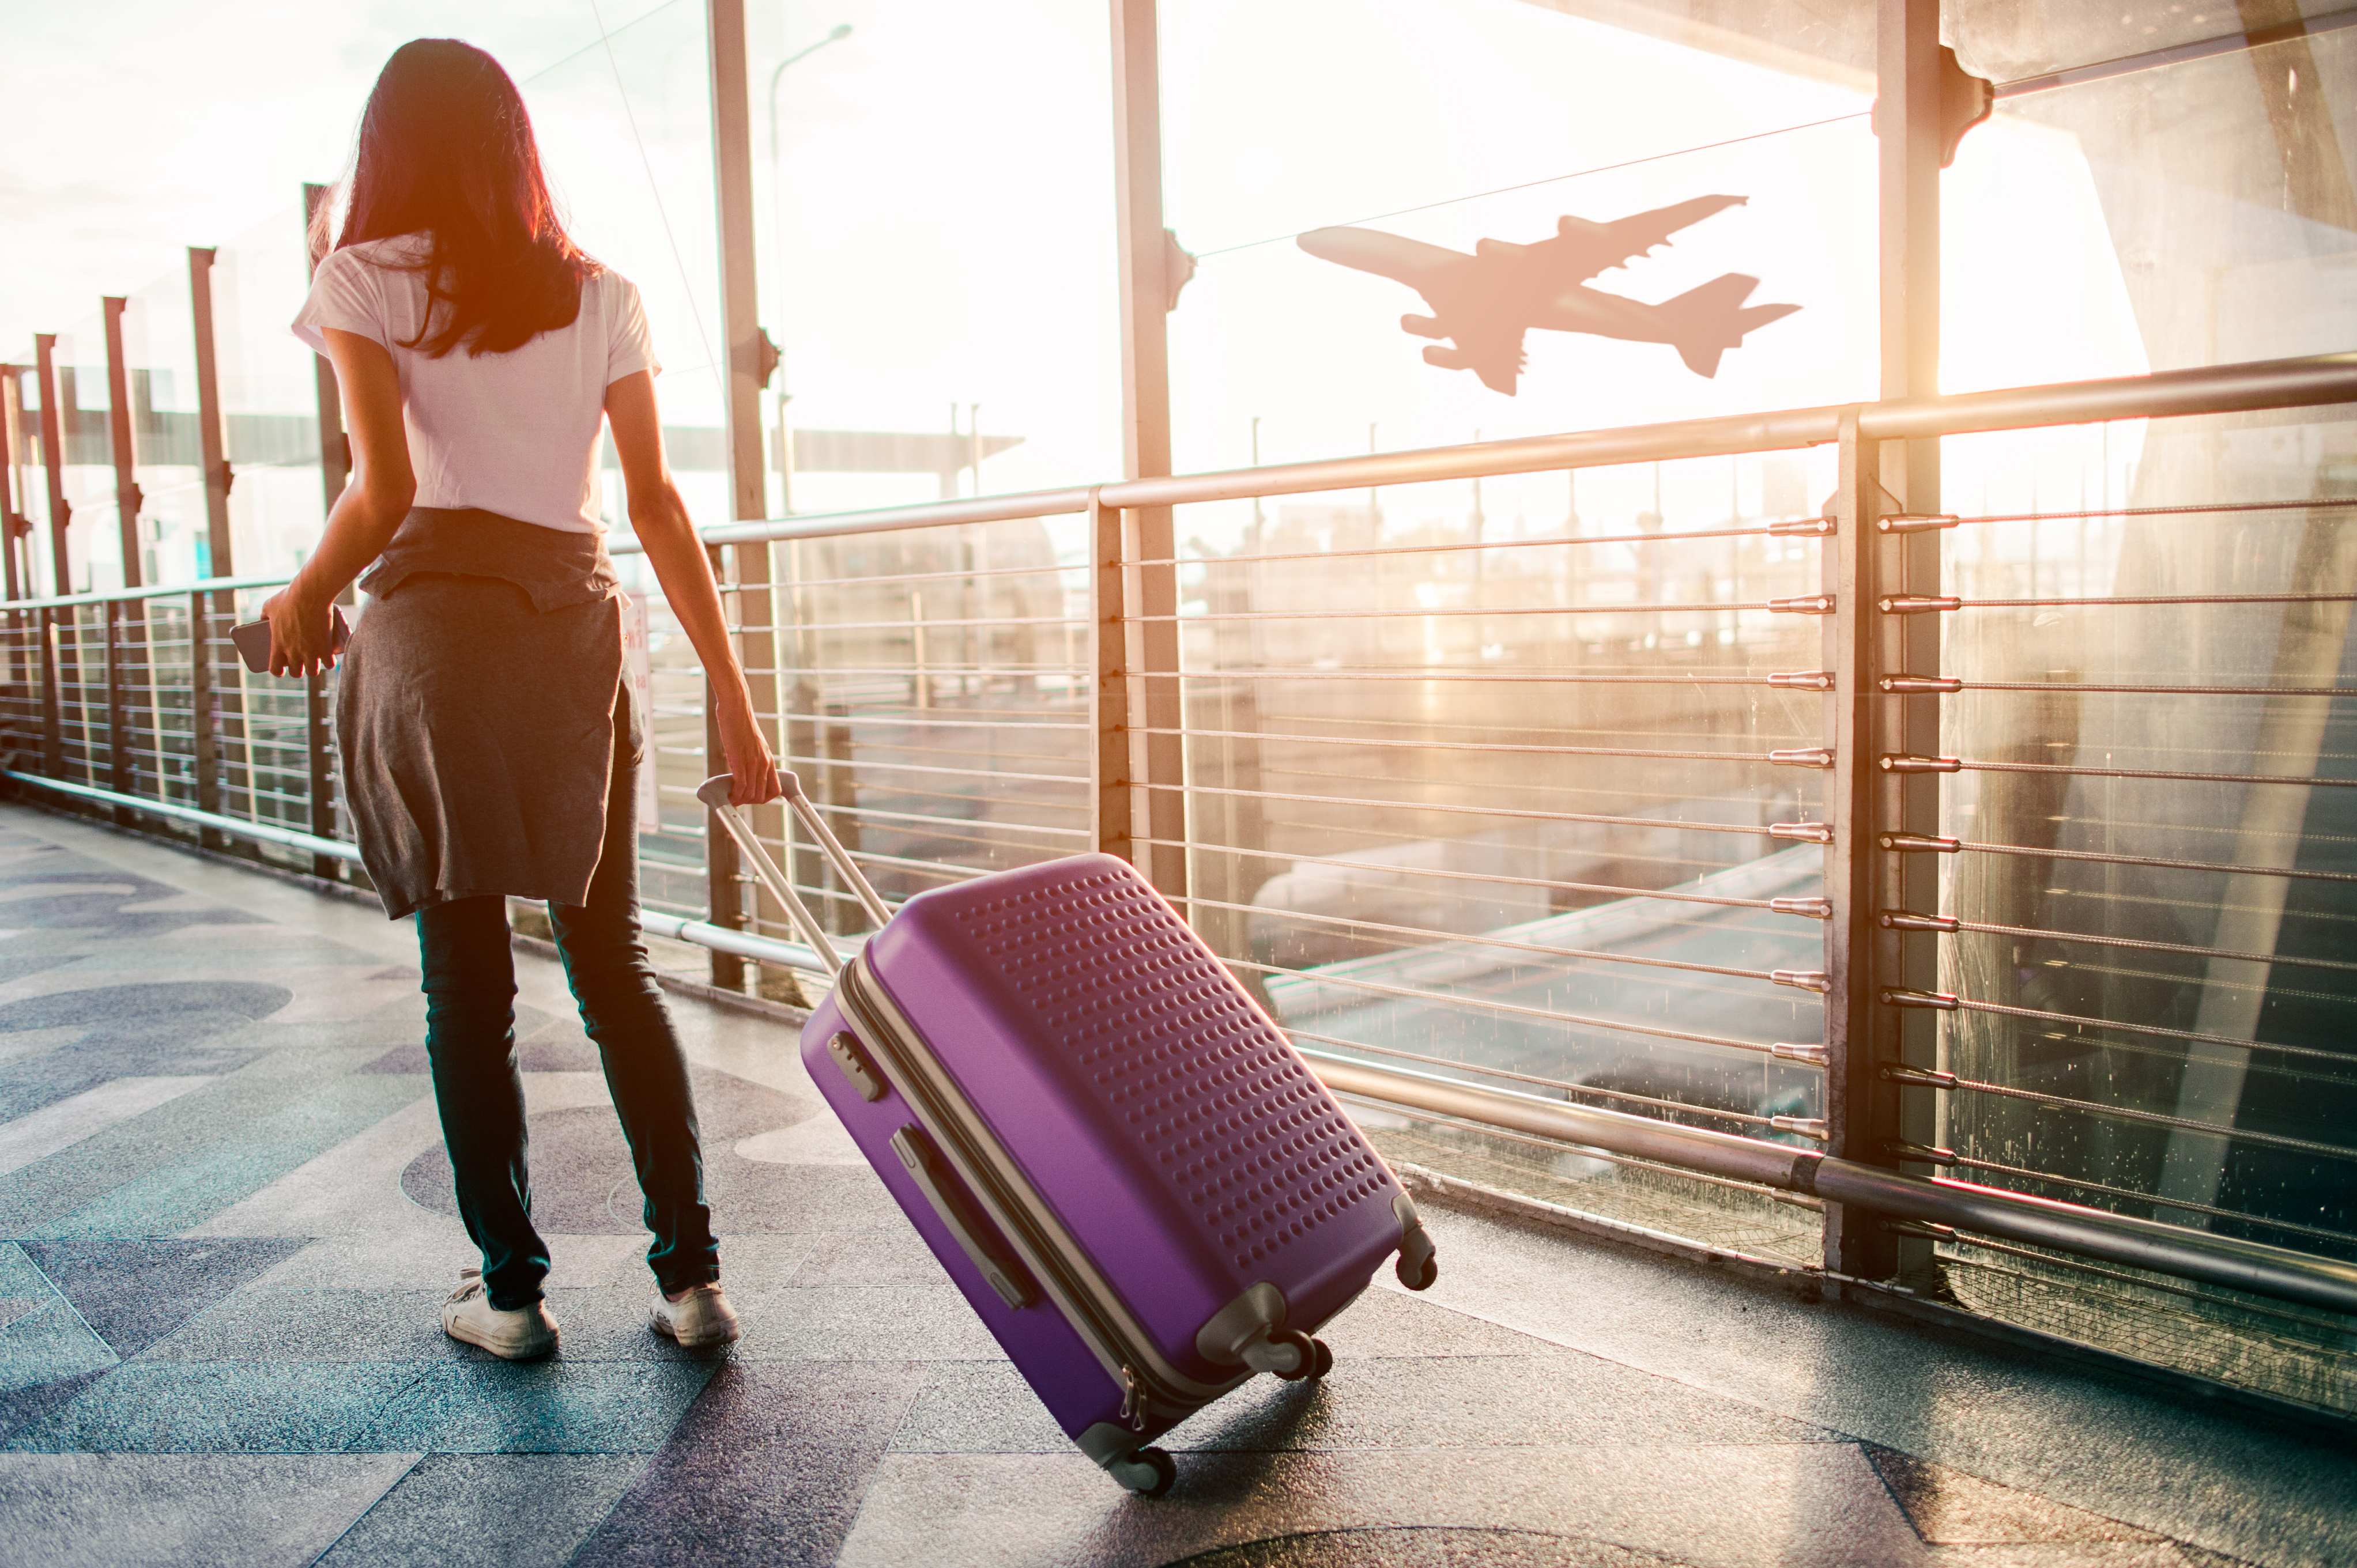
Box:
[698,772,892,973]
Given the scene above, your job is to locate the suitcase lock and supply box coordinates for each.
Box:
[826,1031,887,1102]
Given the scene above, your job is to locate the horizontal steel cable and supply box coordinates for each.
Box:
[1350,1093,1821,1210]
[1127,835,1809,914]
[1145,667,1783,686]
[771,751,1083,789]
[1132,724,1790,766]
[1127,600,1776,624]
[789,800,1090,841]
[1139,780,1797,837]
[766,711,1088,732]
[1948,917,2357,976]
[1938,1233,2357,1337]
[1182,894,1786,982]
[1232,951,1785,1055]
[1954,758,2357,788]
[1954,496,2357,528]
[752,612,1076,632]
[1271,1026,1779,1126]
[1958,679,2356,698]
[1132,520,1787,569]
[1959,838,2357,884]
[1939,1072,2357,1159]
[1947,591,2357,610]
[1945,993,2355,1065]
[1947,1153,2357,1249]
[767,560,1085,591]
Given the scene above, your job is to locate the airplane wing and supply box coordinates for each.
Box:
[1526,194,1752,282]
[1297,226,1473,288]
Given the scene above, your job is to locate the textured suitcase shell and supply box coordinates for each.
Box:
[800,852,1424,1453]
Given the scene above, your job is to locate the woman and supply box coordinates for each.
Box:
[264,39,778,1361]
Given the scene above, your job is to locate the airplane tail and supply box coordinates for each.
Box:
[1657,273,1800,377]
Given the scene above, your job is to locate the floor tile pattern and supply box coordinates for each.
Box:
[0,806,2347,1567]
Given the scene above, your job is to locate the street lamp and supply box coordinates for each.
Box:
[768,24,852,163]
[766,22,851,513]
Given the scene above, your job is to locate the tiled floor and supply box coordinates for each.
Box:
[0,803,2349,1568]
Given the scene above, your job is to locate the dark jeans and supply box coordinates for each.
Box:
[416,731,718,1311]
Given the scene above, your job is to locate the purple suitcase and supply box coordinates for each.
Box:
[701,774,1437,1495]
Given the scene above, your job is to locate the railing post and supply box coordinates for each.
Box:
[38,609,62,779]
[101,598,133,827]
[306,664,337,878]
[1092,490,1132,862]
[190,589,222,851]
[702,543,746,987]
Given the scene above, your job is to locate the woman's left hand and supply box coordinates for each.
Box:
[259,585,339,678]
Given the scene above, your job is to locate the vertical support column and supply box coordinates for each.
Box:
[188,247,235,578]
[1,365,25,602]
[33,336,70,596]
[301,184,348,881]
[101,299,155,818]
[101,299,144,591]
[704,0,782,988]
[1868,0,1949,1279]
[300,185,352,514]
[1824,411,1904,1285]
[1107,0,1187,904]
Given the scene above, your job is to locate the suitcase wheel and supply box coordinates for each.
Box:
[1397,1250,1440,1292]
[1269,1329,1332,1383]
[1110,1445,1177,1498]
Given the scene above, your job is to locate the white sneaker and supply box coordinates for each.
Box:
[442,1269,559,1360]
[650,1282,741,1348]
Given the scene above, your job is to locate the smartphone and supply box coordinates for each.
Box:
[229,607,352,675]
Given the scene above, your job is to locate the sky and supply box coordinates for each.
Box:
[1,0,2151,555]
[0,1,680,355]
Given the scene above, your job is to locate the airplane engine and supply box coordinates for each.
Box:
[1421,345,1473,372]
[1400,314,1446,339]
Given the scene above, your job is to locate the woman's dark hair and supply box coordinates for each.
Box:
[317,39,599,357]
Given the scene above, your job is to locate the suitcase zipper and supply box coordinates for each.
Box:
[836,957,1235,1423]
[1119,1366,1146,1432]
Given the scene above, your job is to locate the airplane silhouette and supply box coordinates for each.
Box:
[1298,195,1798,394]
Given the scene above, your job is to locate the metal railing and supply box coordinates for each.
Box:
[5,352,2354,1384]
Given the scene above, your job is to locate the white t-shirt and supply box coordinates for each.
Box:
[291,235,659,534]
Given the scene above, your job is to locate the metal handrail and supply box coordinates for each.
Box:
[1309,1050,2357,1316]
[598,351,2357,552]
[2,573,294,613]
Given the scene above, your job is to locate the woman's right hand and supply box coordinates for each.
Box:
[716,697,782,807]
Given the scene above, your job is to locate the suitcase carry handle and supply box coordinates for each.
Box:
[889,1124,1039,1310]
[699,771,889,973]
